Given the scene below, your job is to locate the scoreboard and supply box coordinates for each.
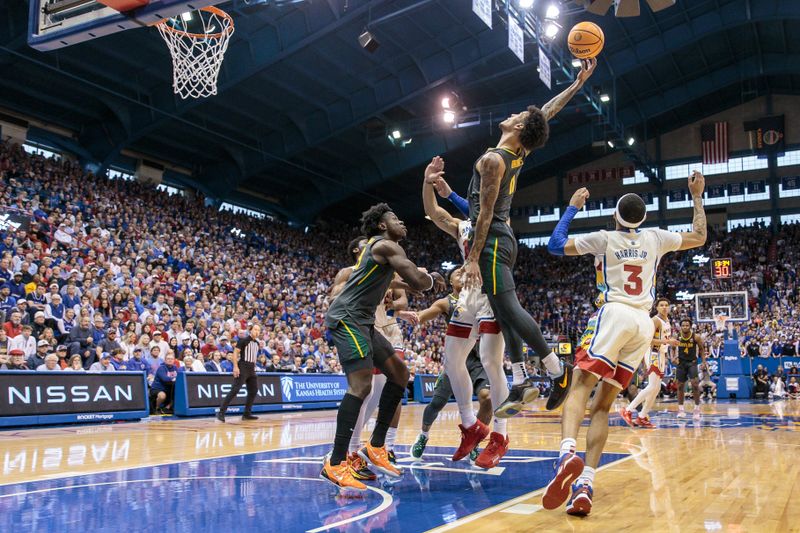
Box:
[711,258,732,279]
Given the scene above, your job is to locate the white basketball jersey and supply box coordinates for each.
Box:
[574,228,683,312]
[654,316,671,356]
[456,219,472,261]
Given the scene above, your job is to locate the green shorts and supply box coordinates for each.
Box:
[479,231,517,295]
[329,319,396,374]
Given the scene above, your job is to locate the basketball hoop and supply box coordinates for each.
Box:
[156,7,234,99]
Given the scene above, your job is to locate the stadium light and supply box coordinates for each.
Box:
[545,4,560,19]
[441,97,450,109]
[443,110,456,123]
[607,140,615,148]
[180,11,193,22]
[391,130,402,140]
[544,22,560,39]
[627,137,635,146]
[600,93,610,103]
[519,0,535,8]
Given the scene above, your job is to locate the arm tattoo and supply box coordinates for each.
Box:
[468,155,502,262]
[541,80,582,121]
[692,196,707,242]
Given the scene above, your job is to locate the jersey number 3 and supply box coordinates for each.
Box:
[623,265,644,295]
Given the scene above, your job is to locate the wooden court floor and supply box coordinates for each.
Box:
[1,398,798,532]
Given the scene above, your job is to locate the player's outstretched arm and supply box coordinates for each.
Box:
[677,171,708,251]
[373,240,446,292]
[697,333,707,365]
[464,152,504,287]
[423,157,459,239]
[547,187,590,256]
[432,176,469,219]
[541,58,596,121]
[397,298,450,326]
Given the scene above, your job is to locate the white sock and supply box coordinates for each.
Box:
[443,334,479,428]
[577,466,596,487]
[420,430,429,438]
[479,333,510,433]
[559,438,576,457]
[543,352,563,377]
[386,427,397,451]
[511,362,527,385]
[493,417,507,437]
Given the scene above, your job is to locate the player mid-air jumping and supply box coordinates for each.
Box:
[419,157,511,467]
[462,59,597,423]
[541,170,708,516]
[322,204,445,490]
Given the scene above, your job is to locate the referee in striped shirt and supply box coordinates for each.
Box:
[217,324,262,422]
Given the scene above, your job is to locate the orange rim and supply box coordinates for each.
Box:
[156,6,234,39]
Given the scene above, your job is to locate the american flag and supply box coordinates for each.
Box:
[701,122,728,165]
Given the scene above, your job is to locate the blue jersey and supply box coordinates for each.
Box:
[151,363,178,392]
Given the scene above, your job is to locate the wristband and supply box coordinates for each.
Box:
[423,273,434,291]
[547,205,579,256]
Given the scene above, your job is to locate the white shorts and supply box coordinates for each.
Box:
[446,286,499,339]
[375,321,404,354]
[575,302,655,389]
[648,349,666,378]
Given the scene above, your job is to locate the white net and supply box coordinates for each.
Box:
[156,7,234,99]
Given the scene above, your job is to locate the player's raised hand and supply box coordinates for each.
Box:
[689,170,705,198]
[396,310,419,325]
[433,177,453,198]
[569,187,590,210]
[577,58,597,84]
[430,272,446,293]
[463,259,482,289]
[425,156,445,184]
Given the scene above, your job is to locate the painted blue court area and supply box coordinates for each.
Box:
[0,443,628,532]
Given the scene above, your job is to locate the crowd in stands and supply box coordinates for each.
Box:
[1,139,800,394]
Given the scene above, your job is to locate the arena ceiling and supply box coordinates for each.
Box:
[0,0,798,223]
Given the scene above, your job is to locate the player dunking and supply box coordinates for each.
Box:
[321,204,445,490]
[397,269,493,464]
[462,59,597,418]
[541,170,708,516]
[620,297,680,428]
[420,157,511,467]
[674,318,706,420]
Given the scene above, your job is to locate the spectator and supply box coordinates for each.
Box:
[6,349,28,370]
[28,339,50,369]
[10,325,36,357]
[68,316,96,368]
[221,352,234,372]
[89,353,116,372]
[3,310,22,338]
[55,344,69,368]
[144,345,164,375]
[64,354,85,372]
[97,328,121,360]
[31,311,47,339]
[0,329,8,357]
[150,352,179,414]
[109,348,127,370]
[255,353,269,371]
[205,351,225,372]
[36,353,60,372]
[0,352,8,370]
[753,365,770,397]
[127,347,151,375]
[771,375,787,399]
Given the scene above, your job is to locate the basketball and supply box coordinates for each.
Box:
[568,21,605,59]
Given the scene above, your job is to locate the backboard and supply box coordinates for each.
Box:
[28,0,219,51]
[694,291,750,324]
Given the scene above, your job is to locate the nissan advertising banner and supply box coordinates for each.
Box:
[174,373,349,416]
[0,371,149,426]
